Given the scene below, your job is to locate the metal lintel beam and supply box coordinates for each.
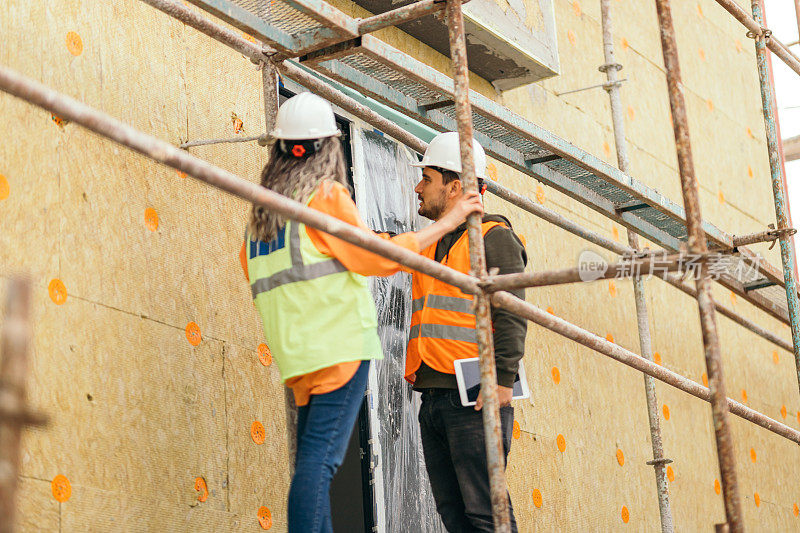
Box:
[525,153,561,165]
[182,0,296,53]
[743,279,776,292]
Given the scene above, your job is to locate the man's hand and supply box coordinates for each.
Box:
[474,385,513,411]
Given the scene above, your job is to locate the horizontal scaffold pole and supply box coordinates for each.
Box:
[2,64,798,446]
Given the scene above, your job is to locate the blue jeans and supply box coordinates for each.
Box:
[418,388,518,533]
[287,360,370,533]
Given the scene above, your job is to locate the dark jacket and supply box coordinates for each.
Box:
[413,214,528,389]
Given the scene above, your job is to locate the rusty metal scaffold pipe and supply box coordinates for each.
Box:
[486,255,684,291]
[751,0,800,399]
[356,0,467,35]
[713,0,800,77]
[654,1,742,530]
[600,2,673,528]
[491,292,800,443]
[444,0,511,529]
[2,63,799,449]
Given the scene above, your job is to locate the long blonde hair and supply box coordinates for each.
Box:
[249,137,348,242]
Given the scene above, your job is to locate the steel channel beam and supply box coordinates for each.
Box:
[3,62,799,450]
[181,0,296,54]
[654,0,742,529]
[600,1,673,528]
[444,0,511,530]
[750,0,800,398]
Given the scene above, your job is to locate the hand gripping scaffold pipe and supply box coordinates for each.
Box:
[444,0,511,529]
[653,1,743,531]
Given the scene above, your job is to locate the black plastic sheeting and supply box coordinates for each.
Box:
[356,129,446,533]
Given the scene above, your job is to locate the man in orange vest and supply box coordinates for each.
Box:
[407,132,527,531]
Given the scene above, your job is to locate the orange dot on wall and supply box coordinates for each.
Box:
[535,185,546,204]
[627,106,635,121]
[748,165,754,179]
[546,306,555,315]
[662,404,670,420]
[718,190,726,205]
[194,477,209,502]
[781,405,787,419]
[714,478,721,495]
[144,207,159,232]
[51,474,71,502]
[185,322,202,346]
[797,411,800,425]
[0,173,9,200]
[746,126,754,138]
[620,37,629,50]
[666,465,675,482]
[258,344,272,366]
[556,434,566,453]
[177,170,187,179]
[706,99,714,112]
[616,448,625,466]
[612,226,620,242]
[608,281,617,298]
[48,279,68,305]
[754,492,761,507]
[572,1,581,17]
[532,488,543,508]
[735,39,743,53]
[603,141,611,158]
[729,291,736,306]
[702,373,708,388]
[487,163,498,180]
[696,3,703,17]
[66,31,83,56]
[750,447,757,463]
[606,333,615,344]
[654,352,662,366]
[794,503,799,517]
[251,421,266,445]
[741,389,748,403]
[551,366,561,384]
[512,420,521,440]
[698,47,706,61]
[257,506,273,530]
[567,30,577,46]
[621,505,630,524]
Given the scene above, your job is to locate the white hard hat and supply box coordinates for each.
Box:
[411,131,487,179]
[271,92,340,140]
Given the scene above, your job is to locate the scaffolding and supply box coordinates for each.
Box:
[3,0,800,530]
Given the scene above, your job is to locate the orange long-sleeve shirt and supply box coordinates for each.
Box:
[240,180,419,406]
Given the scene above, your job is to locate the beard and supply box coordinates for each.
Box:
[418,190,447,220]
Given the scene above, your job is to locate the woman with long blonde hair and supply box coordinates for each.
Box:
[240,92,482,532]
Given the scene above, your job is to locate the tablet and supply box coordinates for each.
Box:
[453,357,530,407]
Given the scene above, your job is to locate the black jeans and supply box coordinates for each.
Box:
[418,389,518,533]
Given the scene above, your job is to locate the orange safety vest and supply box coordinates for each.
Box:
[405,220,506,382]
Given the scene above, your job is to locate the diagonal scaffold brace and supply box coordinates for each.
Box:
[444,0,512,530]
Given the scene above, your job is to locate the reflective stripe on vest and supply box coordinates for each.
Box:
[411,295,473,315]
[409,323,477,343]
[250,222,347,298]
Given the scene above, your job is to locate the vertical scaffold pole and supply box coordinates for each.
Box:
[599,2,674,531]
[653,1,743,531]
[444,0,511,530]
[750,0,800,399]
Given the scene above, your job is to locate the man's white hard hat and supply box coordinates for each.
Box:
[271,92,341,140]
[411,131,487,179]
